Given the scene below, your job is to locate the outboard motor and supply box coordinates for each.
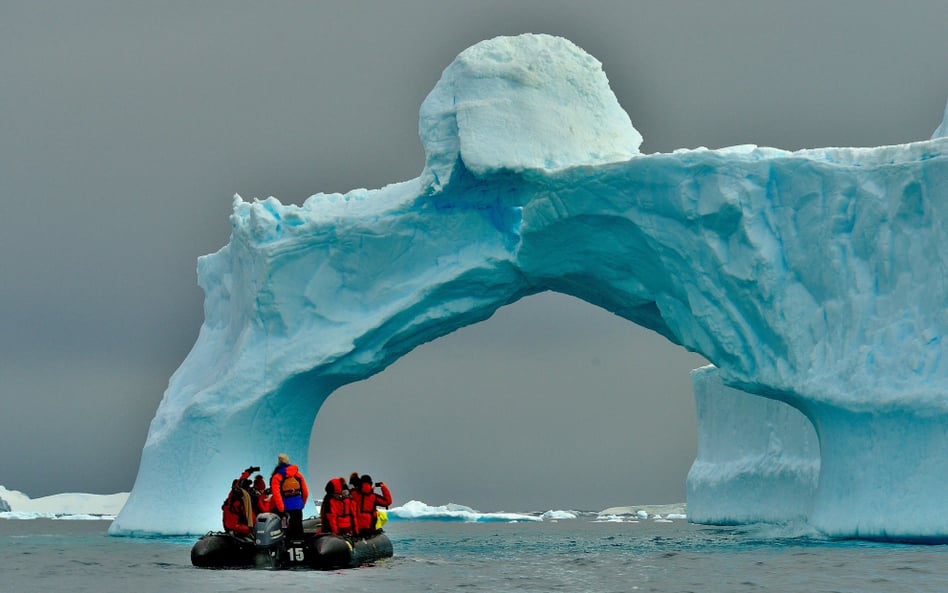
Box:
[253,513,285,569]
[254,513,285,548]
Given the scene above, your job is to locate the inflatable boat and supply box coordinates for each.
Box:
[191,513,393,570]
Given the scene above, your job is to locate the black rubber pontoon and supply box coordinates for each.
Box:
[190,512,393,570]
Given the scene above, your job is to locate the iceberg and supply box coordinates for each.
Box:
[111,34,948,541]
[388,500,541,523]
[597,503,688,523]
[0,485,128,519]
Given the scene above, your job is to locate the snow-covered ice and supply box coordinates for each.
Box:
[387,500,542,523]
[0,485,128,519]
[109,34,948,541]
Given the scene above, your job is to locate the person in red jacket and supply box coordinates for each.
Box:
[270,453,309,539]
[351,474,392,536]
[222,479,254,538]
[251,474,273,515]
[319,477,356,536]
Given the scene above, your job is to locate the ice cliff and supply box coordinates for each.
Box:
[686,366,820,526]
[110,34,948,540]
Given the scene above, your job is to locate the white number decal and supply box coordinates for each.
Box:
[289,547,305,561]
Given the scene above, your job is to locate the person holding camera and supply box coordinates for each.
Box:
[351,474,392,537]
[221,465,259,539]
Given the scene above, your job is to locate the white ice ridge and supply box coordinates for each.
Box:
[110,34,948,540]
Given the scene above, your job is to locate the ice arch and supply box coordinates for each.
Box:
[111,34,948,540]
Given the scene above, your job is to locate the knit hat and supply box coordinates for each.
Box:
[277,453,290,465]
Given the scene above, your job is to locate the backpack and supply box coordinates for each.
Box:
[281,474,302,498]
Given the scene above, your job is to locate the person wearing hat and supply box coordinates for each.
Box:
[270,453,309,539]
[251,474,273,515]
[351,474,392,537]
[319,476,356,536]
[221,478,254,538]
[221,464,260,539]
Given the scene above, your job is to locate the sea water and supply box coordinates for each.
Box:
[2,516,947,593]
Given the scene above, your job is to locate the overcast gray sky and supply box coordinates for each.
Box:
[2,2,946,512]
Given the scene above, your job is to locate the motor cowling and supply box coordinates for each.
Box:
[254,513,284,549]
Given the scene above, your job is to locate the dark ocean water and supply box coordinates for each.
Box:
[2,517,947,592]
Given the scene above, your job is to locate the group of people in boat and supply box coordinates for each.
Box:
[322,472,393,537]
[221,453,392,541]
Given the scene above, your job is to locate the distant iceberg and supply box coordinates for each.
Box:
[388,500,542,523]
[0,485,128,519]
[541,509,579,521]
[111,34,948,541]
[0,486,648,525]
[597,503,688,523]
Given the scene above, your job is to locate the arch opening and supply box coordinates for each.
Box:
[309,292,708,512]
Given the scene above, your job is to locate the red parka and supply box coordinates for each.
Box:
[351,481,392,535]
[222,484,253,536]
[319,477,356,535]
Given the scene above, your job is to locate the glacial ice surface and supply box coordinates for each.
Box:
[110,34,948,540]
[686,366,819,525]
